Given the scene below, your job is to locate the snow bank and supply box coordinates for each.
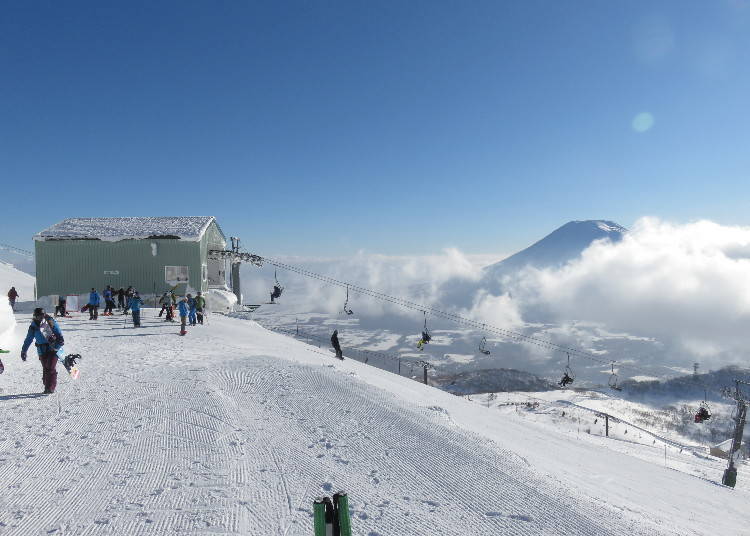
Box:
[0,298,14,350]
[0,261,35,301]
[35,217,216,242]
[205,288,237,312]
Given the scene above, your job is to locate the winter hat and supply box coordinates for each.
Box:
[33,307,45,318]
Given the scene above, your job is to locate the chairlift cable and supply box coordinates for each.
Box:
[241,252,717,384]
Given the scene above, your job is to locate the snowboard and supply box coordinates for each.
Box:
[56,350,81,379]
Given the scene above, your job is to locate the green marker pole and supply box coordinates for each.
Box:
[333,493,352,536]
[313,499,327,536]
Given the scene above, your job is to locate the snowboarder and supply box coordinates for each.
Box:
[7,287,18,312]
[87,288,101,320]
[195,292,206,325]
[331,330,343,359]
[129,291,143,327]
[117,287,125,310]
[103,286,115,315]
[21,307,65,394]
[178,296,189,335]
[187,294,197,326]
[54,295,67,317]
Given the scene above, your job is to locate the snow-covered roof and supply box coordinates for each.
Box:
[34,217,222,242]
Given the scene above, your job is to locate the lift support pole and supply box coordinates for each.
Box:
[722,380,749,488]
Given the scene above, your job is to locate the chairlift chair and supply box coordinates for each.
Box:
[269,270,284,303]
[343,285,354,316]
[695,390,712,423]
[478,336,491,356]
[608,363,622,391]
[417,311,431,350]
[558,353,575,388]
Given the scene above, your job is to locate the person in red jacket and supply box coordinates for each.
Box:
[7,287,18,312]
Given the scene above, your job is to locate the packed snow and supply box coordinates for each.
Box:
[0,306,747,534]
[34,217,218,242]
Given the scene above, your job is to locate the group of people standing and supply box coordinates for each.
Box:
[159,290,206,335]
[84,286,144,325]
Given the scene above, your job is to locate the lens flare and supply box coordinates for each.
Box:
[632,112,655,133]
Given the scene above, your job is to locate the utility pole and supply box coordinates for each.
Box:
[722,380,748,488]
[693,363,699,379]
[416,360,433,385]
[229,237,242,305]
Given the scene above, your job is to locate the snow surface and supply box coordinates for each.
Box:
[0,261,35,304]
[34,217,217,242]
[0,309,747,535]
[0,294,13,350]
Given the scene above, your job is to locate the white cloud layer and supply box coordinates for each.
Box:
[509,218,750,367]
[242,218,750,371]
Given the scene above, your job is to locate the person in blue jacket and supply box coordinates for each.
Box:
[187,293,197,326]
[103,286,114,316]
[129,291,143,327]
[88,287,101,320]
[21,307,64,394]
[178,296,189,335]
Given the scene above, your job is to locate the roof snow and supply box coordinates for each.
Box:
[35,217,218,242]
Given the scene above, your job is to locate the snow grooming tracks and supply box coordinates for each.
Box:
[0,313,694,535]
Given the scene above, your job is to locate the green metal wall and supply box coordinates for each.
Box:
[35,238,204,297]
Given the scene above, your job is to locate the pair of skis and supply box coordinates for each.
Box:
[313,492,352,536]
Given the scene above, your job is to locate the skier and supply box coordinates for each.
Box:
[54,295,67,317]
[195,292,206,325]
[270,284,282,303]
[103,286,115,315]
[158,292,171,318]
[7,287,18,312]
[416,331,431,351]
[87,288,101,320]
[331,330,343,360]
[187,294,197,326]
[116,287,125,310]
[21,307,64,394]
[178,296,189,335]
[122,286,134,314]
[129,291,143,327]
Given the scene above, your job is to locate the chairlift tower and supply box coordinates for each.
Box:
[722,379,749,488]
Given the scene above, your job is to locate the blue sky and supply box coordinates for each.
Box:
[2,1,749,256]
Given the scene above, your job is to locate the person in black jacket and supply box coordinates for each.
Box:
[330,330,343,360]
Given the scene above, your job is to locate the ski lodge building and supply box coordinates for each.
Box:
[33,217,229,298]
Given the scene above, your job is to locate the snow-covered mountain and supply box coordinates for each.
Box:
[484,219,627,279]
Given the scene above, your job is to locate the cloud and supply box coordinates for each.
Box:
[241,248,502,318]
[507,217,750,367]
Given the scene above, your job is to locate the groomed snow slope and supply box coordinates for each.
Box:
[0,312,746,535]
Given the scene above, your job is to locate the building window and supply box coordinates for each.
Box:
[165,266,189,284]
